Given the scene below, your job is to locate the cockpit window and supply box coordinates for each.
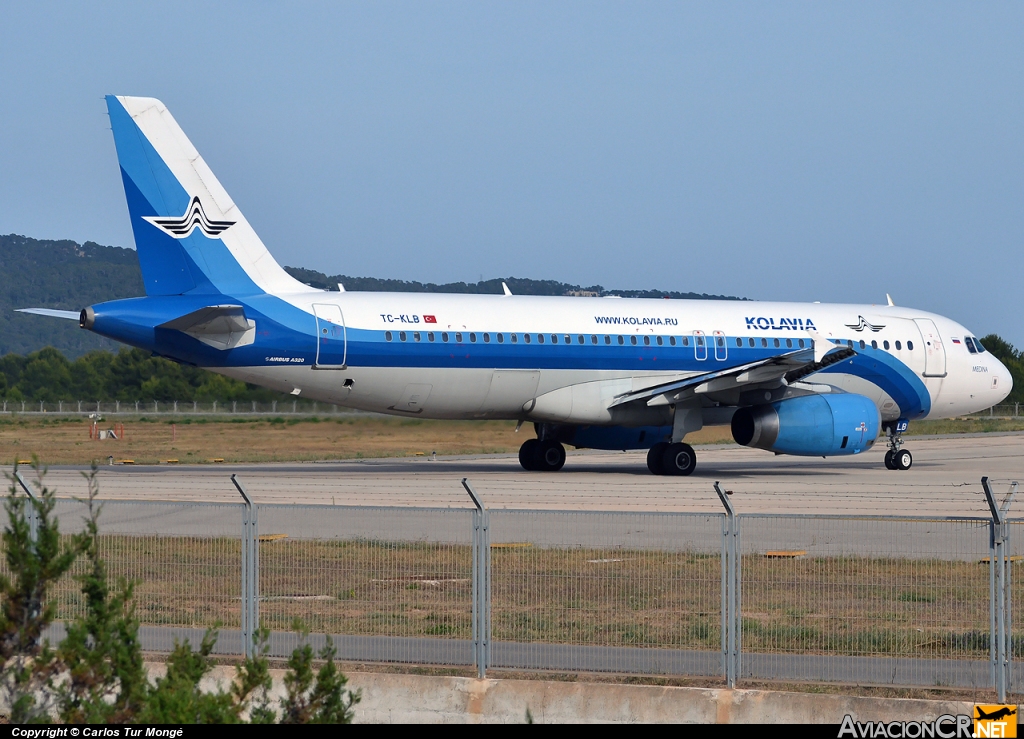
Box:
[973,337,986,353]
[964,337,977,354]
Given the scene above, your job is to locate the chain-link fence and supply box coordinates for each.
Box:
[1,475,1021,696]
[0,400,370,416]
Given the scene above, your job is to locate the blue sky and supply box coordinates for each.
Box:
[1,2,1022,346]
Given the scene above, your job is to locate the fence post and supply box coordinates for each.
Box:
[232,474,259,658]
[463,478,490,678]
[714,482,739,688]
[14,470,39,544]
[983,476,1018,701]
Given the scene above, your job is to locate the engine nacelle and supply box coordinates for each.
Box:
[731,394,880,456]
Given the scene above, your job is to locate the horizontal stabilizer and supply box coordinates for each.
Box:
[158,305,256,350]
[16,308,81,321]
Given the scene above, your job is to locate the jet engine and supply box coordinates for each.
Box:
[731,394,880,456]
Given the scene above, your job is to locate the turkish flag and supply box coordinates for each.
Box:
[423,315,437,323]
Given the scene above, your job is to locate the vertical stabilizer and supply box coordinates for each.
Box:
[106,95,313,297]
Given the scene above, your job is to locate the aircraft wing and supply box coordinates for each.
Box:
[16,308,80,321]
[609,341,855,409]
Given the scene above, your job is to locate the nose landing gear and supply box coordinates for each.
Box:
[883,422,913,471]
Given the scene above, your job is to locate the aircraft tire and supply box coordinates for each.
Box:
[647,442,669,475]
[895,449,913,471]
[884,450,897,470]
[518,439,541,471]
[662,442,697,476]
[536,440,566,472]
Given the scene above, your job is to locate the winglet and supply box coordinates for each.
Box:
[807,330,836,363]
[886,293,895,307]
[502,282,513,296]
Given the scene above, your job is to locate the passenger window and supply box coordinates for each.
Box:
[455,332,463,343]
[657,336,664,346]
[414,332,421,342]
[798,339,805,348]
[761,338,767,348]
[511,333,518,344]
[578,335,585,344]
[428,332,434,342]
[604,335,611,344]
[565,335,571,344]
[442,332,449,342]
[538,334,545,344]
[551,335,558,344]
[847,340,853,348]
[786,339,792,348]
[749,338,755,347]
[643,336,650,346]
[497,333,503,343]
[618,336,624,345]
[591,335,598,344]
[669,336,676,346]
[400,331,407,341]
[483,333,490,343]
[907,341,914,350]
[385,331,393,341]
[883,340,889,350]
[871,340,877,349]
[895,340,901,350]
[735,338,741,347]
[631,336,638,345]
[716,337,724,347]
[524,334,531,344]
[859,340,865,349]
[696,337,704,347]
[682,337,689,347]
[470,333,477,343]
[773,338,780,348]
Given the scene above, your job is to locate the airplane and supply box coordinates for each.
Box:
[19,96,1013,475]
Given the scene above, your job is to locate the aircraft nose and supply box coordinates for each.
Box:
[994,357,1013,403]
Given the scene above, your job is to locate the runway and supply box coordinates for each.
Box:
[14,432,1023,518]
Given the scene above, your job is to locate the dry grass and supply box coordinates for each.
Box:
[42,535,998,661]
[1,413,1019,466]
[0,415,734,466]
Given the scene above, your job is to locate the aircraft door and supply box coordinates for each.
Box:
[713,330,727,361]
[313,303,347,368]
[913,318,946,377]
[693,331,707,361]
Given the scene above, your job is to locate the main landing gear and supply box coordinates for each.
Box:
[883,423,913,471]
[518,438,566,472]
[646,441,697,476]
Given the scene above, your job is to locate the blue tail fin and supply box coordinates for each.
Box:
[106,96,310,297]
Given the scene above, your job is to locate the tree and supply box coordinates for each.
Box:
[279,625,360,724]
[57,467,147,723]
[0,461,79,722]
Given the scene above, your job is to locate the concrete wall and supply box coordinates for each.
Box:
[177,664,978,724]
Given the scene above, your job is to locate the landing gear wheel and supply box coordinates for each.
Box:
[884,450,897,470]
[647,442,669,475]
[536,440,566,472]
[518,439,540,471]
[662,442,697,476]
[894,449,913,471]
